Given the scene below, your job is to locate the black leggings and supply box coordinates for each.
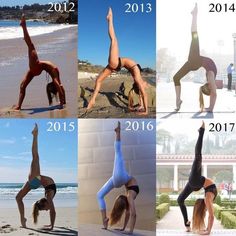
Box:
[173,32,202,86]
[177,127,205,226]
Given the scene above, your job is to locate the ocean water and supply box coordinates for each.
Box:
[0,183,78,208]
[0,20,73,40]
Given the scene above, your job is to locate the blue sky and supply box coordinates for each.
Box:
[79,0,156,69]
[0,119,77,183]
[0,0,53,6]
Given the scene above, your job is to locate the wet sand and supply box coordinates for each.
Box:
[0,26,77,118]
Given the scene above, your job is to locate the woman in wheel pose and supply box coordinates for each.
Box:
[97,121,139,234]
[177,121,217,235]
[16,124,56,230]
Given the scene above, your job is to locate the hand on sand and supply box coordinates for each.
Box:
[20,217,27,228]
[42,225,53,231]
[32,123,38,136]
[136,111,148,116]
[121,232,133,235]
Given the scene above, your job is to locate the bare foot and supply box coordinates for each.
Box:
[12,105,21,110]
[201,120,205,129]
[21,217,27,228]
[20,14,26,27]
[107,7,113,21]
[87,99,95,110]
[32,123,38,136]
[185,221,191,232]
[103,217,109,229]
[204,107,213,113]
[175,100,182,111]
[191,3,198,15]
[114,121,121,133]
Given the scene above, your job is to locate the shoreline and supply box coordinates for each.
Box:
[0,26,77,118]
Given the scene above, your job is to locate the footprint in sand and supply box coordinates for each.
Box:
[0,224,17,233]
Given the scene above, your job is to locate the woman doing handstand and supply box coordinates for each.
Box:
[16,124,56,230]
[97,121,139,234]
[87,8,149,115]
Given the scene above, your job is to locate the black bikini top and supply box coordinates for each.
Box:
[127,185,139,195]
[204,184,217,200]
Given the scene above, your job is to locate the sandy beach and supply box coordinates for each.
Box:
[0,207,77,235]
[0,26,77,118]
[78,74,156,118]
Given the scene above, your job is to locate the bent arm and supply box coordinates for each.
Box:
[207,72,217,112]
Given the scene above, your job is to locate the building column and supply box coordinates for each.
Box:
[203,164,208,178]
[174,165,178,191]
[233,165,236,190]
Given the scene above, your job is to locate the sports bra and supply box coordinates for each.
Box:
[204,184,217,200]
[127,185,139,195]
[45,183,57,197]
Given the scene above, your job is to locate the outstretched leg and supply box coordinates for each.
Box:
[20,14,39,69]
[29,123,40,180]
[112,122,130,187]
[189,121,205,181]
[174,3,199,111]
[107,7,119,69]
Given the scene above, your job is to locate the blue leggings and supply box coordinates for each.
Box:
[97,141,131,210]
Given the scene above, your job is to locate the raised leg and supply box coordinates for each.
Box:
[20,14,39,68]
[29,124,40,180]
[107,7,119,69]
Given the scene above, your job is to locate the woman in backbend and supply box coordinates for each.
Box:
[16,124,56,230]
[177,121,217,235]
[13,14,66,110]
[97,121,139,234]
[86,8,149,115]
[173,3,217,112]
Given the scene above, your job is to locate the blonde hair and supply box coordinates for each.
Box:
[199,83,210,111]
[110,195,129,226]
[32,198,48,224]
[192,199,206,232]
